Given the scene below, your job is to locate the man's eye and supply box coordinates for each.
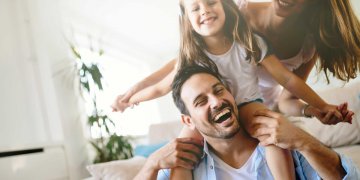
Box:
[196,99,207,106]
[215,88,223,95]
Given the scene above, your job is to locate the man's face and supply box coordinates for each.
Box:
[181,73,240,139]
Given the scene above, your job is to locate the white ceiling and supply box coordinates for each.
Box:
[60,0,180,65]
[59,0,360,67]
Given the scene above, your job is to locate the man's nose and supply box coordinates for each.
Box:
[209,95,222,109]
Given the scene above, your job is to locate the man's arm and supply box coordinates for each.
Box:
[297,134,345,180]
[134,138,203,180]
[252,109,352,179]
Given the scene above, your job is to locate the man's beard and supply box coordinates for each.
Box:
[198,102,241,139]
[200,125,240,139]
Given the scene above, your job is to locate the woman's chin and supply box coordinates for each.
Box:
[273,2,292,18]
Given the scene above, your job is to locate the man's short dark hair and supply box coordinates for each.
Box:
[171,65,228,115]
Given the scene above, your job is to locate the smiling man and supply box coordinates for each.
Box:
[134,65,360,180]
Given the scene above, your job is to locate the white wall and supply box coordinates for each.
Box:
[0,0,50,150]
[0,0,89,179]
[353,0,360,17]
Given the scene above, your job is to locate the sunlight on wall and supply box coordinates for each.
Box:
[73,46,161,137]
[100,57,162,136]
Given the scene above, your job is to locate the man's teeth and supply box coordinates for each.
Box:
[214,109,230,122]
[279,0,291,7]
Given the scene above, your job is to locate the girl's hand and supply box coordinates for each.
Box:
[337,102,354,124]
[320,104,343,124]
[308,104,352,125]
[111,94,132,112]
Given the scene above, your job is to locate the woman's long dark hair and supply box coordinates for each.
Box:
[308,0,360,82]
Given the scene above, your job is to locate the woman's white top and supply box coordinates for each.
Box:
[256,35,316,109]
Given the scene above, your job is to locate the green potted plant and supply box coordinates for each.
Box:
[70,44,133,163]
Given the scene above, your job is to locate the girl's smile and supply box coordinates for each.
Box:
[183,0,225,37]
[200,16,217,25]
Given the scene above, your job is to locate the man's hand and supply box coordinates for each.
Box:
[147,138,203,170]
[134,138,203,180]
[251,109,310,150]
[250,109,348,180]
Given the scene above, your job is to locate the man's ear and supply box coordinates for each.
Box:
[181,114,196,130]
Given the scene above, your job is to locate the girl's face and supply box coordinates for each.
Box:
[272,0,312,17]
[183,0,226,37]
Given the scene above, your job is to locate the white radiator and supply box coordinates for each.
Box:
[0,146,69,180]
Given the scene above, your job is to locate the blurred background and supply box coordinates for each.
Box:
[0,0,359,179]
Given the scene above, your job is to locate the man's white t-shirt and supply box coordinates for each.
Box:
[209,148,258,179]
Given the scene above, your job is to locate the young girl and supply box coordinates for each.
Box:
[113,0,353,179]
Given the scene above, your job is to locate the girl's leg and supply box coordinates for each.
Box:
[238,101,295,180]
[266,145,295,180]
[170,126,203,180]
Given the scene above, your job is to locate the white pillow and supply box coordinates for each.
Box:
[148,121,183,144]
[290,81,360,147]
[86,156,147,180]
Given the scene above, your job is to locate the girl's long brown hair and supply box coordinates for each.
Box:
[177,0,261,72]
[308,0,360,82]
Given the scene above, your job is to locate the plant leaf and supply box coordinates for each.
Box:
[89,64,103,90]
[70,45,82,59]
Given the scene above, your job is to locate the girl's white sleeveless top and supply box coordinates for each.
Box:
[205,35,268,105]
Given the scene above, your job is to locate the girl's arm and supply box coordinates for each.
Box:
[276,57,354,124]
[127,58,177,98]
[260,55,343,121]
[277,56,317,116]
[111,58,176,112]
[128,67,176,104]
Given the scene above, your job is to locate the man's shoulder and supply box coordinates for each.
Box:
[157,169,171,180]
